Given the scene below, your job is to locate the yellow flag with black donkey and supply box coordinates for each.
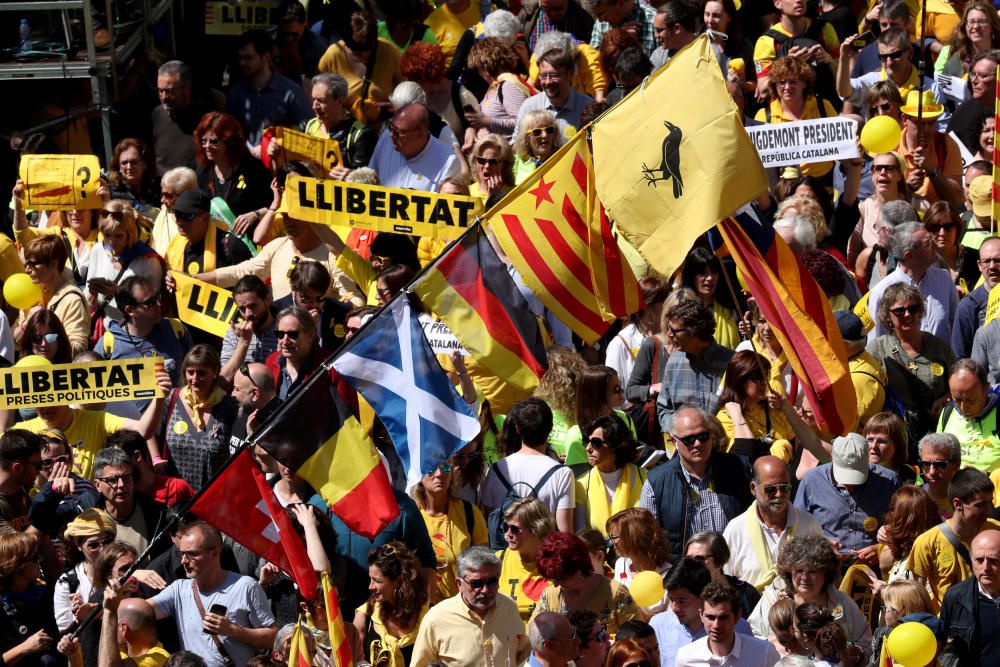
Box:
[591,35,768,279]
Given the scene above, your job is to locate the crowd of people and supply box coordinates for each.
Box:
[7,0,1000,664]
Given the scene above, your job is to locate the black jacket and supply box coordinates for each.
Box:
[939,575,1000,665]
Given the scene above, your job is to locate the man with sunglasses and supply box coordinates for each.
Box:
[412,546,529,666]
[723,456,822,591]
[526,611,580,667]
[368,103,460,191]
[640,407,752,561]
[164,189,252,285]
[568,610,610,667]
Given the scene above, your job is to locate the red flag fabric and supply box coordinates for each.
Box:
[191,449,319,600]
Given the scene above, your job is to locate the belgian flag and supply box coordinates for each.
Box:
[258,372,398,539]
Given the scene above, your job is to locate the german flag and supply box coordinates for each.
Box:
[411,223,548,392]
[287,617,313,667]
[322,571,354,667]
[258,372,398,539]
[717,207,857,436]
[486,132,643,344]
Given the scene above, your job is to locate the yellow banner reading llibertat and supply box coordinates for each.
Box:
[18,155,102,211]
[173,273,238,338]
[204,1,278,35]
[0,358,165,410]
[284,174,483,240]
[275,127,344,172]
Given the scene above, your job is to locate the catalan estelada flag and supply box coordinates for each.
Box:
[411,223,548,392]
[322,571,354,667]
[717,206,857,436]
[592,35,768,279]
[486,132,642,343]
[287,617,313,667]
[258,372,399,539]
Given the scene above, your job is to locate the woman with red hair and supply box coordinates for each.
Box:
[534,532,641,635]
[192,112,272,234]
[604,637,656,667]
[400,42,479,148]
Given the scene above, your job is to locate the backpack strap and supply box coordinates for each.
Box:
[938,521,972,568]
[531,463,566,496]
[462,499,475,535]
[940,402,955,431]
[494,465,512,492]
[166,317,186,342]
[191,580,236,666]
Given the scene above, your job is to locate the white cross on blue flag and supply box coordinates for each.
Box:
[332,296,481,489]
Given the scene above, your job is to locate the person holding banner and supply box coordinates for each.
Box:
[164,190,252,279]
[12,180,94,287]
[16,236,90,357]
[87,202,164,319]
[305,72,378,175]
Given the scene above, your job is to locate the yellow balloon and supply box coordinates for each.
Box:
[629,570,665,607]
[860,116,902,155]
[15,355,51,368]
[3,273,42,311]
[886,622,937,667]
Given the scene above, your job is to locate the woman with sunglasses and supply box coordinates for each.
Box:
[574,415,644,536]
[16,236,90,357]
[54,508,117,633]
[352,541,428,667]
[605,508,669,611]
[923,201,969,292]
[87,200,163,319]
[150,167,198,255]
[470,133,516,205]
[852,154,912,289]
[718,351,795,462]
[497,498,556,623]
[16,310,73,421]
[159,344,239,490]
[534,531,641,636]
[513,110,562,184]
[867,283,956,442]
[410,459,488,604]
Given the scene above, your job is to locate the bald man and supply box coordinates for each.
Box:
[100,586,170,667]
[721,456,822,591]
[941,529,1000,664]
[230,361,277,453]
[368,102,459,191]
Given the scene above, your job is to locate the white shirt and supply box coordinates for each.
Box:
[368,132,459,191]
[722,505,822,590]
[674,633,779,667]
[605,323,645,408]
[480,451,575,515]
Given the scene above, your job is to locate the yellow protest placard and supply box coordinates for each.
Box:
[284,174,483,240]
[275,127,344,172]
[18,155,102,210]
[173,273,238,338]
[0,357,165,410]
[986,283,1000,325]
[854,292,873,332]
[204,1,278,35]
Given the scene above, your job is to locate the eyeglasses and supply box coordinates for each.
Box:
[775,79,801,87]
[277,329,301,340]
[586,437,609,449]
[200,137,221,146]
[689,554,712,563]
[590,625,609,645]
[889,304,922,317]
[869,101,894,115]
[475,156,501,166]
[971,69,997,80]
[746,374,766,384]
[41,454,69,470]
[878,49,908,61]
[607,534,621,544]
[528,126,555,138]
[134,293,161,309]
[389,124,417,137]
[433,461,454,474]
[981,257,1000,266]
[501,522,523,535]
[919,459,952,470]
[371,254,392,266]
[676,431,711,447]
[537,72,563,82]
[238,363,260,390]
[872,163,900,174]
[668,325,687,337]
[83,537,113,550]
[173,210,200,222]
[32,333,58,345]
[925,222,956,234]
[97,473,132,487]
[179,548,212,561]
[762,483,792,496]
[24,259,49,269]
[967,17,991,26]
[461,576,500,590]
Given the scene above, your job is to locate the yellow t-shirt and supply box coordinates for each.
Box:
[752,20,840,79]
[422,498,488,604]
[22,409,125,480]
[425,1,480,65]
[851,351,887,431]
[122,642,170,667]
[713,302,740,350]
[497,547,548,624]
[907,518,1000,613]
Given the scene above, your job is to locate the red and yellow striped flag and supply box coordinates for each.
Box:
[287,617,312,667]
[322,571,354,667]
[487,131,643,344]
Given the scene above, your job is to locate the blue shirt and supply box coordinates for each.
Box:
[649,609,753,667]
[793,463,902,552]
[226,70,311,146]
[868,266,959,343]
[515,89,595,142]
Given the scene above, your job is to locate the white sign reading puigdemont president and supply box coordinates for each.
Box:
[746,117,858,168]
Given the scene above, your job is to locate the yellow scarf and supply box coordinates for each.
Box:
[744,503,795,591]
[165,219,220,274]
[585,464,643,536]
[181,385,226,431]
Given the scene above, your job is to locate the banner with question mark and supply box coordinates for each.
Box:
[18,154,102,210]
[274,127,344,173]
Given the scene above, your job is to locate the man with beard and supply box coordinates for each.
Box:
[722,456,823,591]
[220,276,278,386]
[151,61,219,176]
[412,547,529,665]
[515,45,593,140]
[229,362,276,455]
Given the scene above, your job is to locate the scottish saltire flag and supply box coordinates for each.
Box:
[332,297,481,489]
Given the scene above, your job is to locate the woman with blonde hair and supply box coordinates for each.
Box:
[470,133,515,204]
[497,497,557,622]
[410,459,488,604]
[513,110,562,183]
[870,580,934,666]
[533,345,587,464]
[605,508,669,601]
[87,200,163,313]
[54,509,117,633]
[0,532,60,664]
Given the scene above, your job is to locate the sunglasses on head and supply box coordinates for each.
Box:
[238,363,260,390]
[528,125,555,138]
